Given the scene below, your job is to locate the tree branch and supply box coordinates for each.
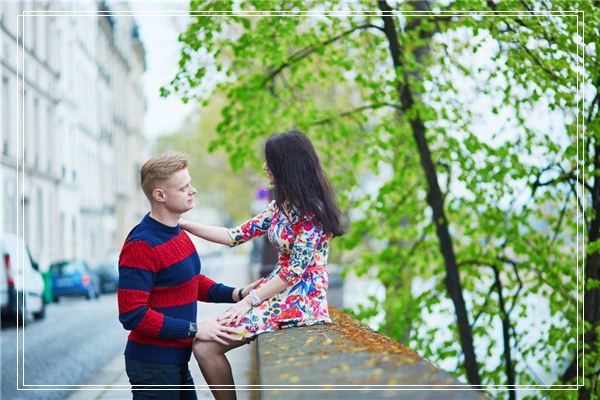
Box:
[497,255,523,316]
[491,263,516,399]
[486,0,562,81]
[587,78,600,124]
[470,282,496,329]
[437,160,452,204]
[533,166,592,194]
[309,102,401,126]
[550,191,571,246]
[263,23,382,85]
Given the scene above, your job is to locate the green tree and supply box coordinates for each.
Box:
[166,1,598,398]
[445,1,598,397]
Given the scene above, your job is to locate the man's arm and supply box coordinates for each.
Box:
[198,274,236,303]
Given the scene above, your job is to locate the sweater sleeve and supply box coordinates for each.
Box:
[117,240,189,340]
[227,200,275,247]
[197,274,236,303]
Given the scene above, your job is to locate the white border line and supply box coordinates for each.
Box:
[577,4,584,386]
[576,10,580,389]
[16,10,22,393]
[14,8,585,393]
[21,9,26,391]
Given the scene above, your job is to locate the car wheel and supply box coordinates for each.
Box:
[53,296,60,303]
[33,301,46,320]
[16,292,33,326]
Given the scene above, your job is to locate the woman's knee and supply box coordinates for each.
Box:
[193,339,221,362]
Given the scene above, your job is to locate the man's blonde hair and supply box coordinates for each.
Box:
[140,153,188,201]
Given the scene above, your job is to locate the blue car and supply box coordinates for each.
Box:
[49,260,99,301]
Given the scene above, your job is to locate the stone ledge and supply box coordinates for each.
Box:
[256,308,487,399]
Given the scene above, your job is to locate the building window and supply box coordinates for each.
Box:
[2,76,9,156]
[33,97,39,167]
[71,216,77,257]
[32,11,38,54]
[37,187,43,250]
[47,105,52,172]
[59,212,65,257]
[3,177,17,234]
[23,89,27,165]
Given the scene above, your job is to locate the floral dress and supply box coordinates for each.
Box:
[227,200,332,339]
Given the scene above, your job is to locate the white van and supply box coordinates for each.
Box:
[0,232,46,322]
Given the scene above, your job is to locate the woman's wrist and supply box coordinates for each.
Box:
[248,289,262,306]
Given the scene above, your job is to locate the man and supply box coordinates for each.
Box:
[118,153,255,399]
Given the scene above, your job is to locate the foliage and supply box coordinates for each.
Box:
[166,1,598,398]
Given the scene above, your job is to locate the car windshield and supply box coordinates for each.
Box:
[50,261,82,276]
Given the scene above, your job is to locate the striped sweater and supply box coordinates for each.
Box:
[117,213,234,364]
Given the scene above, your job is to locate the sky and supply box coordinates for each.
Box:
[124,1,195,143]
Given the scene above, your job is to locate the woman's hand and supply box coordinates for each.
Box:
[233,278,262,302]
[218,298,252,327]
[238,278,262,301]
[178,218,192,231]
[195,319,241,345]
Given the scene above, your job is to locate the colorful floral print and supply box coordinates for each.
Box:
[227,201,332,339]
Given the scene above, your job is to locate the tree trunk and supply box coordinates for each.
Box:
[377,0,482,386]
[562,137,600,400]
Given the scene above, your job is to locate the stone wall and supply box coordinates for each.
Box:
[256,308,487,399]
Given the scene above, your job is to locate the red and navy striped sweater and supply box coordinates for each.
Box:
[118,213,234,364]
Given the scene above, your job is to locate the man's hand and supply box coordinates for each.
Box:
[218,298,252,327]
[195,320,241,345]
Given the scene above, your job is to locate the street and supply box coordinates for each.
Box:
[1,252,255,400]
[1,295,126,400]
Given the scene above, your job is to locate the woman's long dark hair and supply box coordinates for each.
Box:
[265,130,345,236]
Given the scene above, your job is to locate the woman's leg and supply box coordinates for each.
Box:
[193,339,248,400]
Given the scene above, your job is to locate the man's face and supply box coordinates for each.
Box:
[157,168,197,214]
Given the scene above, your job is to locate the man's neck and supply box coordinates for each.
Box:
[149,207,181,227]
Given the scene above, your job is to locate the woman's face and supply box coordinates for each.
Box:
[263,161,275,185]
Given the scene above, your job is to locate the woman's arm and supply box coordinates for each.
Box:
[219,276,288,326]
[252,275,288,301]
[179,219,230,245]
[182,200,276,247]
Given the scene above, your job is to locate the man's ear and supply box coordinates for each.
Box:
[152,188,166,203]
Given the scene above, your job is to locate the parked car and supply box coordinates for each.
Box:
[96,251,119,294]
[49,260,100,301]
[96,264,118,293]
[0,232,46,322]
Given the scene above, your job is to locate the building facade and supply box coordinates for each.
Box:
[0,0,147,270]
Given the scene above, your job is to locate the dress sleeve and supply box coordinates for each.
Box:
[227,200,276,247]
[277,219,324,286]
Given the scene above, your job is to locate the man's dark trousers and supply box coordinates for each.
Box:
[125,358,198,400]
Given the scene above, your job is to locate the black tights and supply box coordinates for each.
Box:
[192,339,248,400]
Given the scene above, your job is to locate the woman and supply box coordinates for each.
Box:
[179,130,344,400]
